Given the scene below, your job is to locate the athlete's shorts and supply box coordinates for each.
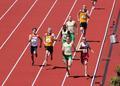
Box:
[81,53,89,64]
[31,46,38,54]
[80,22,87,29]
[93,0,97,1]
[64,55,72,60]
[45,46,53,54]
[70,33,75,41]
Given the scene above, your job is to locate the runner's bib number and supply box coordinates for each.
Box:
[46,36,52,43]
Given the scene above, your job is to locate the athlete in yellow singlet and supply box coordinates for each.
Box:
[44,27,56,65]
[77,5,89,37]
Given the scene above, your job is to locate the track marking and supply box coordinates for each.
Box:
[32,0,78,85]
[61,6,94,86]
[0,0,18,21]
[90,0,117,86]
[0,0,39,50]
[1,0,58,85]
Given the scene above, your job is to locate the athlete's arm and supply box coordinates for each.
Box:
[77,11,80,21]
[43,34,46,45]
[29,34,31,42]
[52,33,57,41]
[62,45,65,56]
[59,31,62,41]
[86,10,90,19]
[88,44,94,53]
[76,43,83,52]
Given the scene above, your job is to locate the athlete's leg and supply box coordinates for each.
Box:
[31,46,35,65]
[80,27,84,35]
[84,60,88,76]
[66,60,70,77]
[45,50,49,65]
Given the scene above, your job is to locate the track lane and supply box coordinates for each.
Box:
[0,0,35,49]
[63,0,115,86]
[94,0,120,85]
[0,0,15,18]
[33,0,85,85]
[3,0,76,85]
[0,0,56,85]
[0,0,18,21]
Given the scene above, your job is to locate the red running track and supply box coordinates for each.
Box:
[2,0,78,85]
[0,0,15,18]
[0,0,34,47]
[0,0,116,86]
[63,0,116,86]
[94,0,120,85]
[0,0,57,85]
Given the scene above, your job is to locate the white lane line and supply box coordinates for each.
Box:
[61,6,95,86]
[0,0,38,50]
[32,0,78,85]
[1,0,58,85]
[90,0,117,86]
[0,0,18,21]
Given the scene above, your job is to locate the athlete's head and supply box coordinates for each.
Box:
[63,24,67,31]
[47,27,52,35]
[66,36,71,43]
[32,28,37,34]
[82,5,87,12]
[82,37,86,42]
[68,16,72,21]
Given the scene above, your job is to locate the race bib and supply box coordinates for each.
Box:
[46,36,52,43]
[81,15,87,19]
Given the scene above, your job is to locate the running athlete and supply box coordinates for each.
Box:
[77,5,90,37]
[29,28,42,66]
[66,16,77,50]
[60,25,68,44]
[62,36,73,76]
[44,27,56,64]
[91,0,97,7]
[76,37,94,76]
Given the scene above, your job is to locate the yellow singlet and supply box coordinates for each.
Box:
[45,35,53,46]
[80,12,87,23]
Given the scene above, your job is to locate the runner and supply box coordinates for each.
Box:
[62,36,73,77]
[76,37,94,76]
[29,28,42,66]
[91,0,97,7]
[66,16,77,50]
[77,5,90,37]
[60,25,68,44]
[44,27,56,65]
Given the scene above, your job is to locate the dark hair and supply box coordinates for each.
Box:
[32,28,37,31]
[63,25,67,29]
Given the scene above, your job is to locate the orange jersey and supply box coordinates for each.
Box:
[79,12,88,23]
[44,33,55,46]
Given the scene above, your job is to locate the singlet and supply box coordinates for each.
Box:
[79,42,89,53]
[45,33,55,46]
[79,11,88,23]
[66,20,75,33]
[63,42,72,55]
[62,29,68,40]
[30,34,39,47]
